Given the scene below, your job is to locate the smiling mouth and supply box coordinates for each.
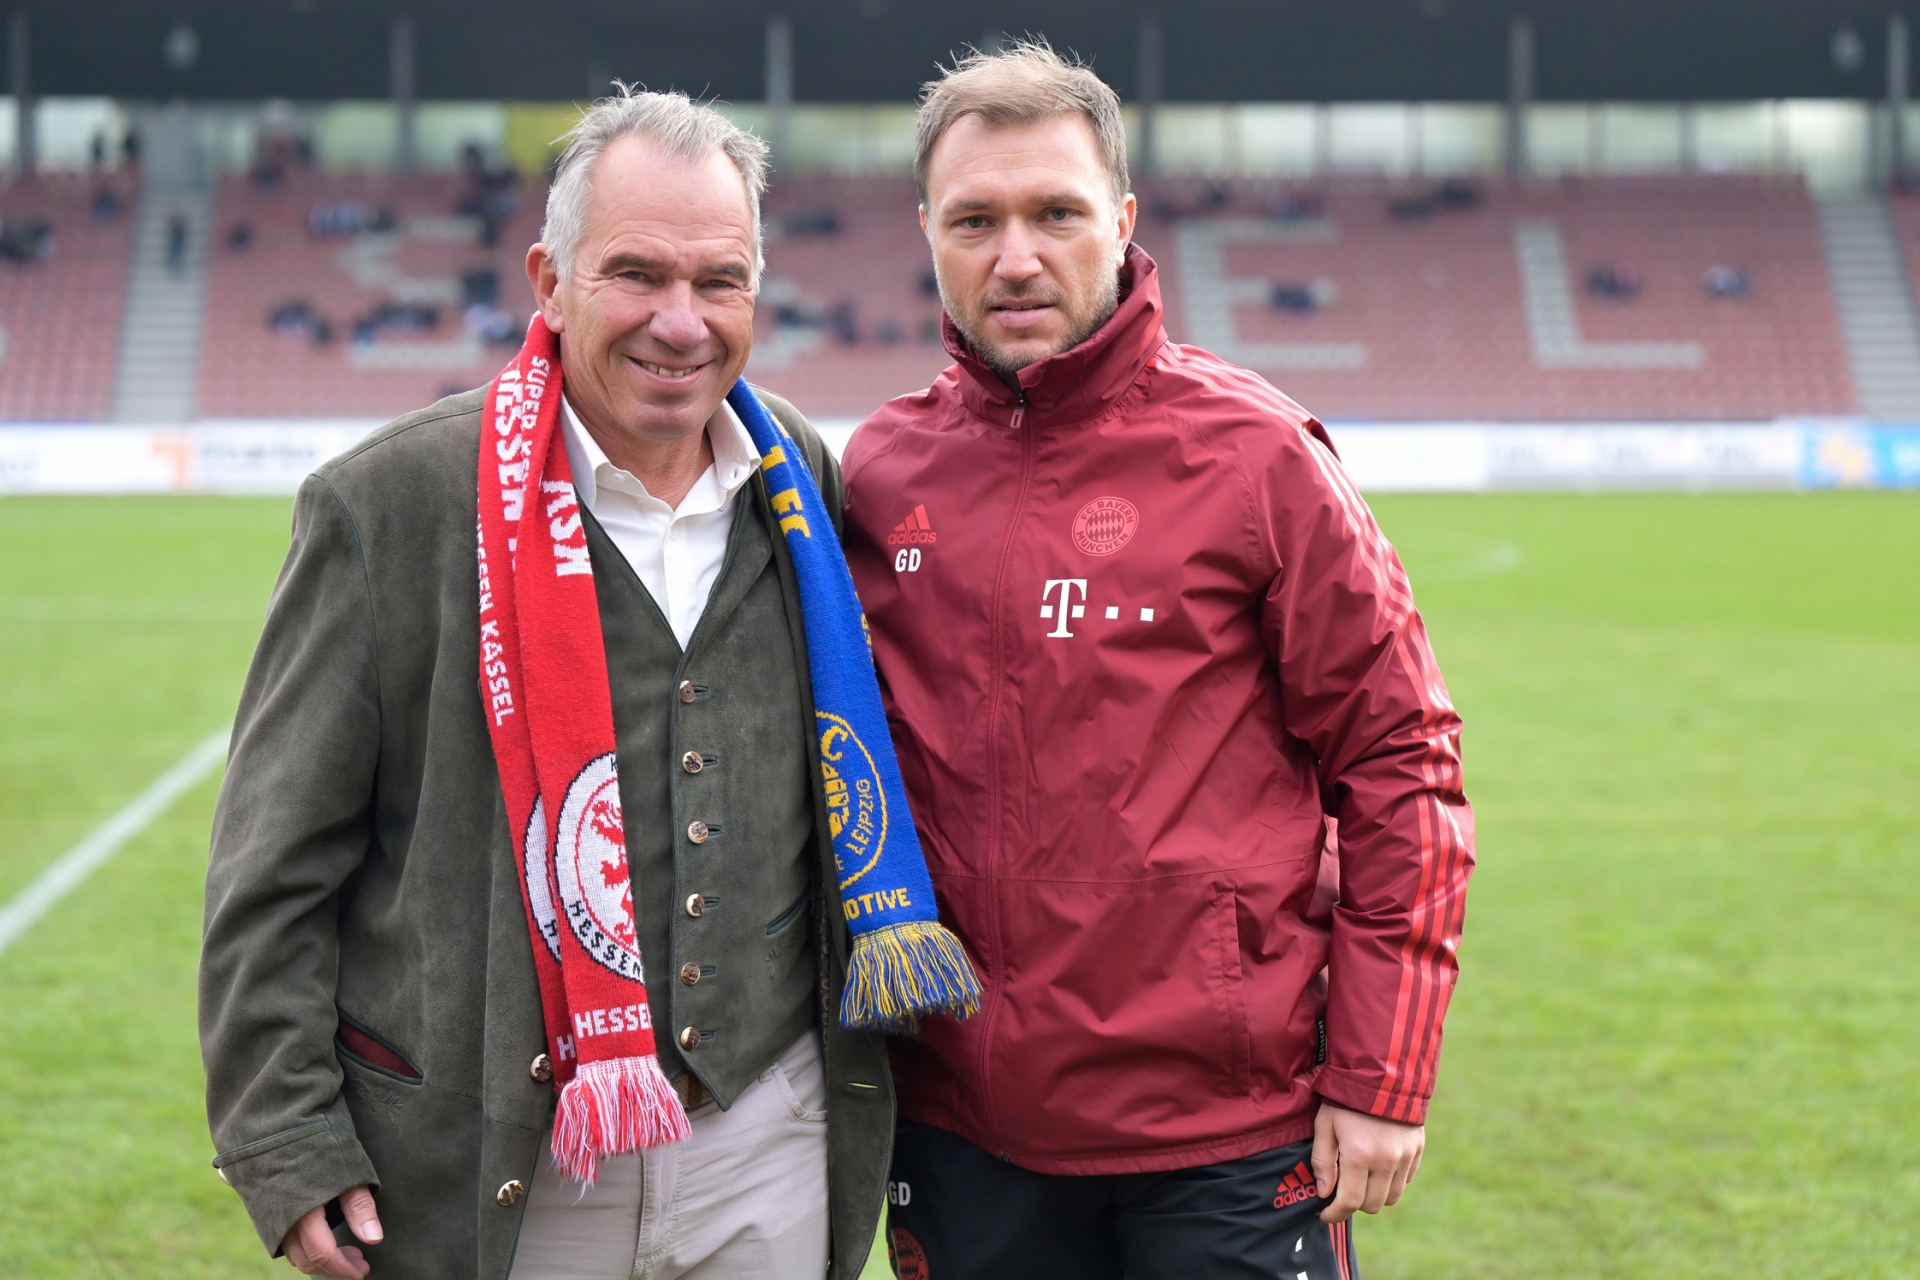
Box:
[636,359,703,380]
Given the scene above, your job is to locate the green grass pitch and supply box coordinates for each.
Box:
[0,491,1914,1277]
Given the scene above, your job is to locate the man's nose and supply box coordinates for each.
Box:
[994,220,1044,283]
[647,280,708,350]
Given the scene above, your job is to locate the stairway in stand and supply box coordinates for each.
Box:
[1815,197,1920,423]
[109,186,213,423]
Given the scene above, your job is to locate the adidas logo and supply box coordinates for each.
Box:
[1272,1162,1321,1209]
[886,504,939,547]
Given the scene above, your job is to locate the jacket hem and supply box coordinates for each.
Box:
[907,1112,1317,1177]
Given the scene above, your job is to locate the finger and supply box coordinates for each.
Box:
[1359,1166,1390,1220]
[297,1212,368,1280]
[1408,1139,1424,1185]
[339,1185,384,1245]
[1321,1162,1368,1223]
[1384,1158,1412,1208]
[284,1235,312,1273]
[1310,1108,1340,1199]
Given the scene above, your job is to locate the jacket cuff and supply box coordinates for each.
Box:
[213,1095,380,1255]
[1312,1065,1431,1126]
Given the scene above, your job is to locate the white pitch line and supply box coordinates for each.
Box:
[0,726,230,956]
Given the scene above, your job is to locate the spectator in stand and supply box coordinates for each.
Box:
[91,186,124,220]
[1703,265,1750,298]
[0,219,53,263]
[829,298,859,344]
[268,300,332,345]
[226,222,255,251]
[1586,266,1641,300]
[166,215,190,273]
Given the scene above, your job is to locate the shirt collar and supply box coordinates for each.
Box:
[559,394,761,511]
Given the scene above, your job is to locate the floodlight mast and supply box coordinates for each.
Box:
[1892,13,1911,189]
[1137,16,1163,180]
[766,15,793,172]
[1506,15,1533,181]
[9,7,31,176]
[391,12,416,179]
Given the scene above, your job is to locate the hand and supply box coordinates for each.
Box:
[1311,1101,1424,1223]
[282,1185,383,1278]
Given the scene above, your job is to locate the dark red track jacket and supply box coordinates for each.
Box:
[842,246,1474,1174]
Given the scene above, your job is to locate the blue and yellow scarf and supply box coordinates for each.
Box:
[728,380,982,1032]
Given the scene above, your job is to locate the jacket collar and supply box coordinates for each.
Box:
[944,242,1170,430]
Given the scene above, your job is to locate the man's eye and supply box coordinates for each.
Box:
[1046,208,1072,221]
[961,216,989,230]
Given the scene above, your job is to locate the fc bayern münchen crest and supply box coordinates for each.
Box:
[552,753,645,982]
[523,797,561,962]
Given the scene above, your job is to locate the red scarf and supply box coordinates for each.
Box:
[477,317,689,1184]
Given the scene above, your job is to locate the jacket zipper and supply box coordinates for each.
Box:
[977,387,1032,1158]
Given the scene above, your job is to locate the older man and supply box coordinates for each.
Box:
[840,43,1475,1280]
[200,91,890,1280]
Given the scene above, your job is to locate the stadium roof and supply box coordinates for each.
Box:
[10,1,1908,104]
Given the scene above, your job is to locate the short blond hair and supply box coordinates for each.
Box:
[913,39,1130,210]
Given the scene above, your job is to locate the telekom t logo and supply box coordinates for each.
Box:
[1041,579,1088,638]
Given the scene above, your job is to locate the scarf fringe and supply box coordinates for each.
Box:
[839,920,984,1033]
[549,1055,691,1185]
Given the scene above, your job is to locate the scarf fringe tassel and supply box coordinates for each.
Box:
[550,1054,691,1185]
[839,920,984,1033]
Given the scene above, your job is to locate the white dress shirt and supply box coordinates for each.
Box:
[559,396,761,650]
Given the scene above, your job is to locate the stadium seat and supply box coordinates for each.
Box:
[0,173,140,422]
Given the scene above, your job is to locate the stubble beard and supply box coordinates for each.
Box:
[941,268,1122,380]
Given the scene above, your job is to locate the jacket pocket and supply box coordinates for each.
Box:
[766,885,810,936]
[1209,891,1254,1098]
[335,1010,424,1083]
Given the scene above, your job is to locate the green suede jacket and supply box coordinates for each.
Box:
[200,386,892,1279]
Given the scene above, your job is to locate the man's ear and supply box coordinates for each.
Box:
[1116,192,1138,258]
[919,204,930,238]
[527,243,566,333]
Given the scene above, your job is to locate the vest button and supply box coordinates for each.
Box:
[687,820,709,844]
[685,893,706,917]
[681,750,704,774]
[529,1053,552,1083]
[679,1026,702,1050]
[496,1179,526,1207]
[679,962,701,986]
[677,680,696,703]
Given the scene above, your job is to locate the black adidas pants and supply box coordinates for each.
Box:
[886,1120,1361,1280]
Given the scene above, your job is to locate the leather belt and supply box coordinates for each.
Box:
[672,1072,713,1111]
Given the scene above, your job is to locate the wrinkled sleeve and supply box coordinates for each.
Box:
[200,474,382,1254]
[1255,426,1474,1125]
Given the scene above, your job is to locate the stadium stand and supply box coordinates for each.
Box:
[748,176,952,420]
[17,167,1861,426]
[0,172,140,421]
[196,166,541,419]
[753,172,1857,423]
[1135,173,1855,422]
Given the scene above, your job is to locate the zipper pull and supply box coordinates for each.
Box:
[1010,391,1027,430]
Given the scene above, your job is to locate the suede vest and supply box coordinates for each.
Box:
[585,474,817,1104]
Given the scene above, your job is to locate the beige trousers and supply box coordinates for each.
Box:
[508,1030,830,1280]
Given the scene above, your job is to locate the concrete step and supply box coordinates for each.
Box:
[1814,197,1920,422]
[110,187,214,423]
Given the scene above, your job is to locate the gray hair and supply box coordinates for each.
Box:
[541,86,771,285]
